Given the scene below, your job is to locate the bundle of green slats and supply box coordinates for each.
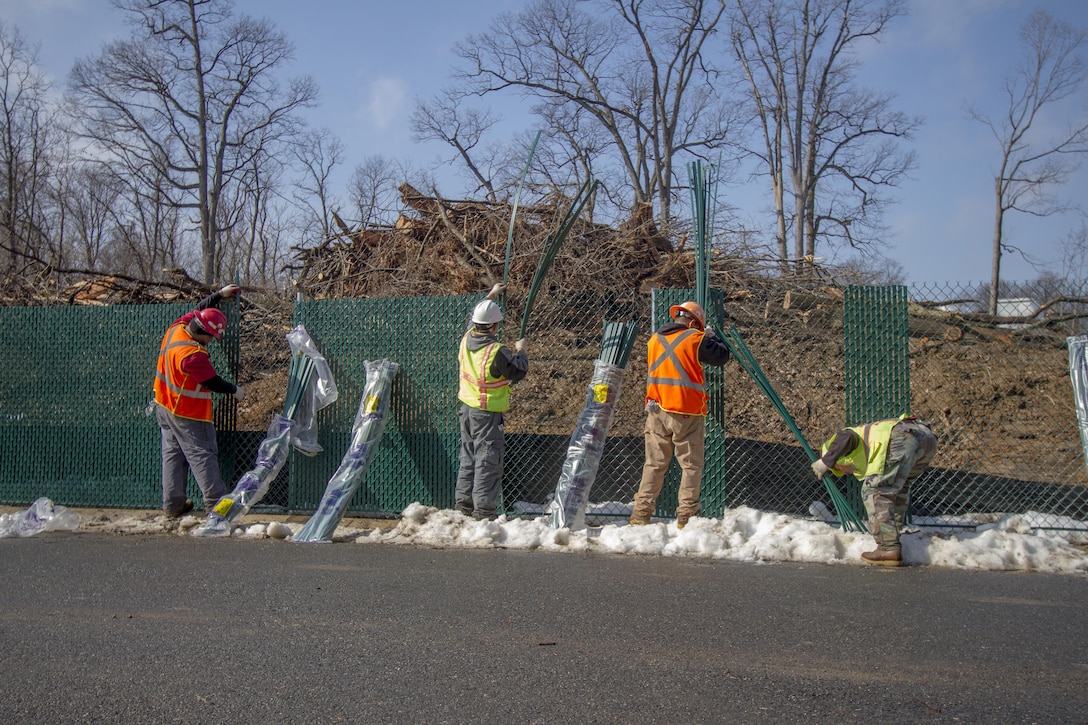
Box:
[719,324,868,532]
[599,320,639,368]
[503,130,542,287]
[687,160,718,311]
[519,179,599,338]
[283,352,316,421]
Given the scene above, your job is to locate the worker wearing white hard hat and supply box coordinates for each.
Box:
[455,283,529,520]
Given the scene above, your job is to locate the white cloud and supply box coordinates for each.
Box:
[361,76,409,131]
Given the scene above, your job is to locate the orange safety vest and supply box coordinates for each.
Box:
[646,328,707,416]
[154,322,214,422]
[458,333,511,412]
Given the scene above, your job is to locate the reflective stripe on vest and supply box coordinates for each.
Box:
[646,328,707,415]
[458,333,510,412]
[821,416,908,478]
[154,322,214,422]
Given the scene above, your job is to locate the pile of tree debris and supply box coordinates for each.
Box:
[286,184,698,299]
[0,267,206,307]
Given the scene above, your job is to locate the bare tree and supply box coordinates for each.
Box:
[291,127,343,243]
[452,0,734,223]
[0,22,57,277]
[67,0,317,286]
[411,87,503,201]
[347,155,405,228]
[968,8,1088,314]
[730,0,919,275]
[1059,223,1088,282]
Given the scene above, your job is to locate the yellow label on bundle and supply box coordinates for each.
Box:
[593,384,609,403]
[364,395,380,413]
[213,498,235,516]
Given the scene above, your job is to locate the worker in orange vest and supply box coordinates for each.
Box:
[630,301,731,529]
[153,285,243,517]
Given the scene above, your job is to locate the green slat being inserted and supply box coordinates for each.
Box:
[720,324,868,532]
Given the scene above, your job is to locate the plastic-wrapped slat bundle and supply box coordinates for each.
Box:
[293,359,399,543]
[1068,335,1088,473]
[193,414,294,537]
[193,324,338,537]
[548,360,626,531]
[548,321,638,530]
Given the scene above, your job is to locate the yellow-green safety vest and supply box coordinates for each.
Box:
[820,414,912,478]
[458,333,510,412]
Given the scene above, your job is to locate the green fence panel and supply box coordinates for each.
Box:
[844,285,910,423]
[0,303,239,508]
[841,285,910,520]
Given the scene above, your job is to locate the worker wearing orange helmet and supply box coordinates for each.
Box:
[455,283,529,520]
[153,285,243,518]
[630,300,731,529]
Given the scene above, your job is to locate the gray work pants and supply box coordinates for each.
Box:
[455,404,505,518]
[155,405,227,515]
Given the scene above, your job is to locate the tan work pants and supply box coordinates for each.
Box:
[631,405,706,520]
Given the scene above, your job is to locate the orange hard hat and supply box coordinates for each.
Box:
[194,308,227,339]
[669,301,705,329]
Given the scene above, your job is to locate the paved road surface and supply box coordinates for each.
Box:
[1,532,1086,724]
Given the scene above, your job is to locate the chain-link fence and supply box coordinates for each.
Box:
[3,279,1087,532]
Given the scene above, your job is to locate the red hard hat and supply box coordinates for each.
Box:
[194,308,227,339]
[669,301,705,329]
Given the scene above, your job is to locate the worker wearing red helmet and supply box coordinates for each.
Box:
[630,300,731,529]
[153,284,243,518]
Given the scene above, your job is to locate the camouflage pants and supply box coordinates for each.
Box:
[862,420,938,550]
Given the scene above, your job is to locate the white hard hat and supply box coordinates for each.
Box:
[472,299,504,325]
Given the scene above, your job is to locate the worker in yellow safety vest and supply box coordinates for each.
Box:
[630,300,731,529]
[153,285,243,518]
[455,283,529,520]
[812,414,938,566]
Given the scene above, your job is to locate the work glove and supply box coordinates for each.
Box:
[810,458,830,479]
[218,284,241,300]
[489,283,507,299]
[232,386,245,402]
[515,338,528,353]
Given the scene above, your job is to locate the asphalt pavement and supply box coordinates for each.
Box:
[1,531,1086,724]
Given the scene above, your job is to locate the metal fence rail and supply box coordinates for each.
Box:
[2,280,1086,532]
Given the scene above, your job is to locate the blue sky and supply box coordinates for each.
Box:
[3,0,1087,285]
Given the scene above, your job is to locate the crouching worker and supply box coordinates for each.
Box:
[153,285,244,517]
[811,414,937,566]
[455,283,529,520]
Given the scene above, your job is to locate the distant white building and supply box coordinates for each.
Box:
[997,297,1036,328]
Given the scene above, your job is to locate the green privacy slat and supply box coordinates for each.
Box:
[844,285,911,425]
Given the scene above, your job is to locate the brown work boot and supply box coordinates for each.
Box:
[676,514,690,529]
[629,516,650,526]
[861,548,902,567]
